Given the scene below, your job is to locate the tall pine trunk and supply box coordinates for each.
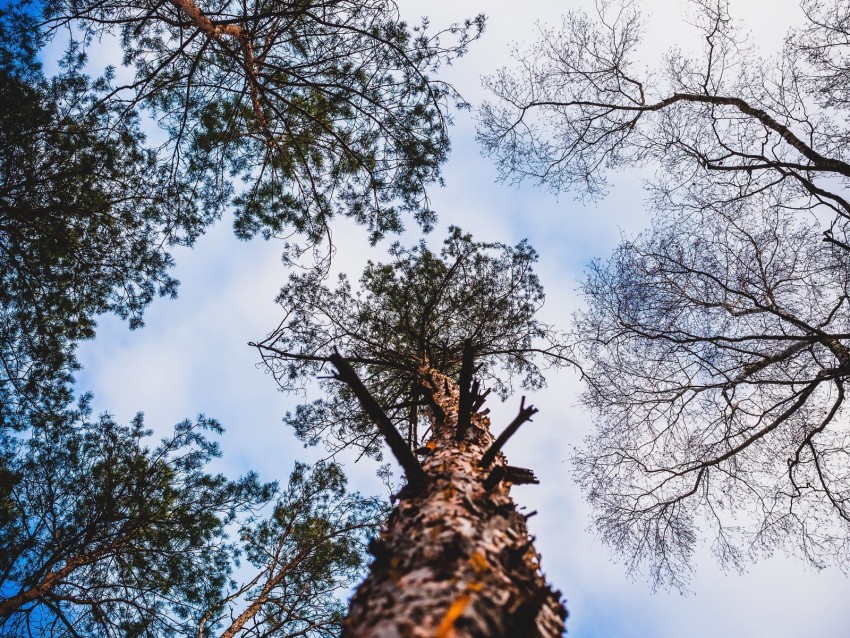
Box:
[342,368,567,638]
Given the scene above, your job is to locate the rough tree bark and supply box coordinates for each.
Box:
[337,361,567,638]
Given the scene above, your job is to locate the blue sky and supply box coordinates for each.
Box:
[71,1,850,636]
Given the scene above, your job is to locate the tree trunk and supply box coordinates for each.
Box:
[342,368,567,638]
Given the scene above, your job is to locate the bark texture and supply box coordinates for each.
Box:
[342,368,567,638]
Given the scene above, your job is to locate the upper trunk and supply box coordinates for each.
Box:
[342,367,567,638]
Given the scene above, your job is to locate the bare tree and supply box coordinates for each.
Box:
[576,202,850,590]
[479,0,850,250]
[478,0,850,588]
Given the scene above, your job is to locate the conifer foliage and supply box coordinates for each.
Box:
[256,227,572,457]
[0,11,211,427]
[41,0,485,248]
[0,401,382,638]
[0,403,271,637]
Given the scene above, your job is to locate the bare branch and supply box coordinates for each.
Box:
[456,338,475,440]
[328,351,426,487]
[480,396,539,468]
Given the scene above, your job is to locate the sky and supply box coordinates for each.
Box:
[70,1,850,636]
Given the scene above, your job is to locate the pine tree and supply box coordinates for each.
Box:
[0,10,212,426]
[255,228,570,637]
[0,399,272,637]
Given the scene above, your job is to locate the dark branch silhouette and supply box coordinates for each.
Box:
[329,351,427,487]
[480,396,539,469]
[479,0,850,590]
[456,339,475,440]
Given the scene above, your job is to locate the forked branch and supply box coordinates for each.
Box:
[167,0,271,136]
[479,396,539,468]
[470,379,491,412]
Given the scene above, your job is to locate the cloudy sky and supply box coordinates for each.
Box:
[72,1,850,636]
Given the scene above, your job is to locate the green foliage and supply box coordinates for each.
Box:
[0,1,490,635]
[0,10,215,428]
[0,397,275,637]
[257,227,570,457]
[1,0,484,427]
[0,0,485,430]
[40,0,485,253]
[206,462,383,638]
[0,401,382,638]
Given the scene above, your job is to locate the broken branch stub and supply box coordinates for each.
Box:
[479,396,539,469]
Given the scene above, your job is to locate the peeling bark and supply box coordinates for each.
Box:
[342,368,567,638]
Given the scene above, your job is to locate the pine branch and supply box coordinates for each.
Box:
[329,351,427,487]
[456,339,474,440]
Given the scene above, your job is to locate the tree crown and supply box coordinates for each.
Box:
[256,227,570,457]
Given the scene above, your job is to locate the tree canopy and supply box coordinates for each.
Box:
[478,0,850,588]
[40,0,485,251]
[204,462,382,638]
[478,0,850,252]
[576,201,850,590]
[0,17,481,627]
[1,0,484,427]
[0,399,382,638]
[254,227,571,460]
[0,401,272,637]
[0,11,212,427]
